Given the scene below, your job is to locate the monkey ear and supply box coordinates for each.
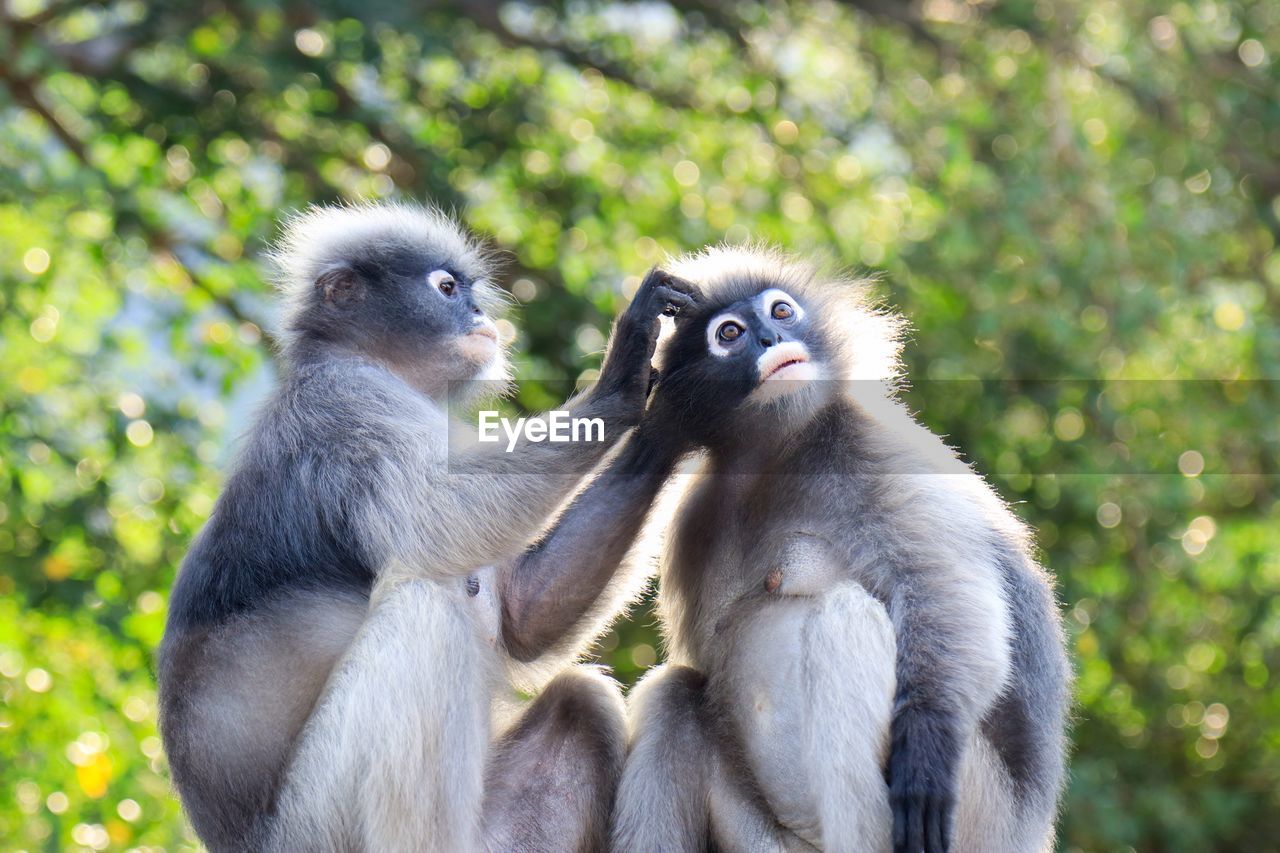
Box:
[315,263,365,306]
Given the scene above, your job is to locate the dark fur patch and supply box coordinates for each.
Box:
[979,550,1071,807]
[484,670,626,853]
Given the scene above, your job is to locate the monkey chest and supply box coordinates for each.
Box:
[720,598,826,844]
[711,537,895,848]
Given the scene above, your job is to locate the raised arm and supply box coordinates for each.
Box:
[497,424,687,661]
[365,269,695,578]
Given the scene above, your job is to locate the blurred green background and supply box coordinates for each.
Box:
[2,0,1278,850]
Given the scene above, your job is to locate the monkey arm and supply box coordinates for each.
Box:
[360,399,649,582]
[884,563,1013,853]
[497,429,683,662]
[362,271,693,580]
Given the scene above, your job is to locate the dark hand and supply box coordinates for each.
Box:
[594,267,697,416]
[887,709,959,853]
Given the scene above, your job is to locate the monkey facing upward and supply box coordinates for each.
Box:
[611,247,1070,853]
[157,202,694,852]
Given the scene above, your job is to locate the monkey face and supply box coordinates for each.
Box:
[371,253,510,390]
[703,288,825,401]
[420,267,501,368]
[304,240,509,395]
[651,284,833,447]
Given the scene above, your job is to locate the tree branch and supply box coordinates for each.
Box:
[0,64,277,350]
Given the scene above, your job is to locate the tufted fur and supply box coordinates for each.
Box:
[613,246,1071,853]
[268,201,507,347]
[158,204,686,851]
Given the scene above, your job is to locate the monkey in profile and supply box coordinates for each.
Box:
[611,247,1070,853]
[157,202,695,851]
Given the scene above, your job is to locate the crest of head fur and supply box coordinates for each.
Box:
[266,201,506,348]
[662,243,906,383]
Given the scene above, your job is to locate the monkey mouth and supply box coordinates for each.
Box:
[457,325,500,362]
[757,343,816,384]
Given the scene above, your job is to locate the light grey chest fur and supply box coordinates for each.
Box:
[667,482,893,844]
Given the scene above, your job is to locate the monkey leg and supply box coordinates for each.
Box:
[482,665,626,853]
[798,583,897,853]
[267,574,496,852]
[612,664,812,853]
[158,590,367,851]
[798,583,1034,853]
[952,735,1046,853]
[611,665,714,852]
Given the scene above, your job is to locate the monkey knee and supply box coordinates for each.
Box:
[541,666,626,724]
[519,666,627,764]
[630,664,706,706]
[626,664,711,739]
[486,667,626,851]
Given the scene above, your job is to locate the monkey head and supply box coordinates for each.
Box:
[270,202,510,397]
[650,246,904,450]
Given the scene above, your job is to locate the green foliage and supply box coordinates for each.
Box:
[2,1,1278,849]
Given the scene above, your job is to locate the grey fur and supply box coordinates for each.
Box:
[158,203,692,851]
[612,246,1071,853]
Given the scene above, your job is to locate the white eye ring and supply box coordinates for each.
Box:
[758,288,804,322]
[706,312,748,357]
[428,269,457,295]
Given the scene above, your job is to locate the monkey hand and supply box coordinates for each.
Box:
[887,709,959,853]
[593,267,698,426]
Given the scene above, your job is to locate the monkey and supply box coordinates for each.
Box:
[156,201,696,852]
[610,246,1071,853]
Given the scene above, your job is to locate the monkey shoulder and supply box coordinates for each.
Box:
[166,363,431,633]
[811,396,1040,581]
[284,356,446,453]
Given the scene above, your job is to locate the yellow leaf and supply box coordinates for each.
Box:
[76,753,113,799]
[42,555,73,581]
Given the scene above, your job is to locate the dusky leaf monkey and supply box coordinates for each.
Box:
[611,247,1070,853]
[157,202,695,851]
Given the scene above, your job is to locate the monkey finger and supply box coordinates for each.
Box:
[658,272,700,298]
[635,266,673,297]
[925,799,947,853]
[655,285,693,316]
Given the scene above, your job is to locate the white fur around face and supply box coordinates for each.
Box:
[268,201,506,348]
[754,340,820,382]
[663,244,906,384]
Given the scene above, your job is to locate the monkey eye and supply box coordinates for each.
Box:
[428,269,457,297]
[716,320,745,343]
[771,301,795,321]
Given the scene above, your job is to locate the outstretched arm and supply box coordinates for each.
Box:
[364,269,695,578]
[498,424,686,662]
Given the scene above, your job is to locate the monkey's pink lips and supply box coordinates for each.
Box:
[757,343,816,383]
[763,358,808,381]
[458,325,500,362]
